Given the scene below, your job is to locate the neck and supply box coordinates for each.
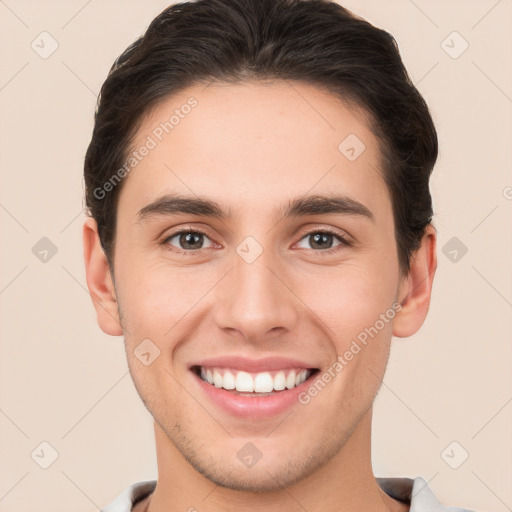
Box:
[144,408,406,512]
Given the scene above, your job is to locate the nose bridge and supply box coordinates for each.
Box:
[214,239,298,340]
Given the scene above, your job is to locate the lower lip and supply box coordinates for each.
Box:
[192,370,315,419]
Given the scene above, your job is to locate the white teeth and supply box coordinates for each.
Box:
[286,370,296,389]
[213,369,223,388]
[274,371,286,391]
[254,372,274,393]
[236,371,254,392]
[198,367,312,393]
[223,371,236,390]
[295,370,308,386]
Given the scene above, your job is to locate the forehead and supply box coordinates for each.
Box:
[120,79,390,221]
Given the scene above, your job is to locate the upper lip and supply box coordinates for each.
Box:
[190,356,318,373]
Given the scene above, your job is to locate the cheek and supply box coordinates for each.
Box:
[301,263,398,338]
[117,263,202,334]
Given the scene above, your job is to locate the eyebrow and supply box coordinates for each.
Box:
[136,192,375,223]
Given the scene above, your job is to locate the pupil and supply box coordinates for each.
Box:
[181,232,202,249]
[311,233,332,249]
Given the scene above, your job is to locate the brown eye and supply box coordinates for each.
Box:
[296,230,351,251]
[164,230,214,252]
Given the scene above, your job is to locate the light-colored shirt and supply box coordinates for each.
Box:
[101,476,476,511]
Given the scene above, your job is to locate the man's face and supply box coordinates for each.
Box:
[111,80,406,490]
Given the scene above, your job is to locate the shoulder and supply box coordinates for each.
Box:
[410,477,477,512]
[101,480,157,512]
[377,476,478,512]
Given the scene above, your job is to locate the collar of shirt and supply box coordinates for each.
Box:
[100,476,476,512]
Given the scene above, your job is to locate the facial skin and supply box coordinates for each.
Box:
[84,80,436,512]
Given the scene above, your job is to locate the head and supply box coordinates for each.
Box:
[83,0,437,493]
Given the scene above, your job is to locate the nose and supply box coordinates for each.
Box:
[213,243,300,343]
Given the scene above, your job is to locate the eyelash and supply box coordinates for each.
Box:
[161,227,353,255]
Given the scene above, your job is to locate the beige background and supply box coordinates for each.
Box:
[0,1,511,511]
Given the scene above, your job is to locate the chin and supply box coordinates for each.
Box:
[186,449,325,493]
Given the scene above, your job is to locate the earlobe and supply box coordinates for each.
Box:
[392,224,437,338]
[83,217,123,336]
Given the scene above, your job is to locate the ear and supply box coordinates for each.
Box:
[392,224,437,338]
[83,217,123,336]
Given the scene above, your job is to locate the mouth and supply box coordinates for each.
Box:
[188,356,322,418]
[191,365,320,396]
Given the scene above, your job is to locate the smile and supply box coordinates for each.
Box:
[194,366,315,394]
[189,356,321,418]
